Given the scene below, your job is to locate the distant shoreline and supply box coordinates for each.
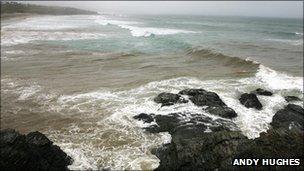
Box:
[1,13,39,22]
[1,2,98,18]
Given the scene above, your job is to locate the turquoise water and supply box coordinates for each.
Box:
[48,15,303,76]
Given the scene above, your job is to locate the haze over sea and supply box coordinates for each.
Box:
[1,13,303,170]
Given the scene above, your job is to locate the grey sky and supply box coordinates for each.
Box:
[25,1,303,18]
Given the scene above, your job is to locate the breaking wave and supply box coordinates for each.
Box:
[94,16,198,37]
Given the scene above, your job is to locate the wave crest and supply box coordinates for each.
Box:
[185,47,260,68]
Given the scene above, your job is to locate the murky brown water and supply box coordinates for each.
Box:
[1,14,303,170]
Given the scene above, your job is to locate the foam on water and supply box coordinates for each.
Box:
[265,38,303,46]
[118,25,198,37]
[1,31,106,46]
[295,32,303,36]
[254,65,303,91]
[94,16,197,37]
[1,15,106,46]
[2,15,87,31]
[2,63,303,170]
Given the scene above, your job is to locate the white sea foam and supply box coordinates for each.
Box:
[254,65,303,92]
[94,16,197,37]
[61,144,98,170]
[295,32,303,36]
[2,15,88,31]
[94,17,139,26]
[17,84,42,100]
[1,15,106,46]
[1,31,105,46]
[3,64,302,169]
[265,38,303,46]
[118,25,198,37]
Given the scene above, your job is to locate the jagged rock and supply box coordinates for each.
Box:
[142,112,238,135]
[178,88,226,107]
[178,88,207,96]
[271,104,304,131]
[189,92,226,107]
[250,88,273,96]
[144,113,182,134]
[154,92,188,106]
[133,113,154,123]
[206,106,237,119]
[153,89,238,119]
[153,131,248,171]
[239,93,262,110]
[135,89,303,171]
[284,96,301,102]
[0,129,72,171]
[236,128,303,159]
[190,91,226,106]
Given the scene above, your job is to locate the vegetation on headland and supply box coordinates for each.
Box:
[1,1,98,15]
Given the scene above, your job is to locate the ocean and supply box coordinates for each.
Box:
[1,14,303,170]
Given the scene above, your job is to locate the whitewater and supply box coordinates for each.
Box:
[1,14,303,170]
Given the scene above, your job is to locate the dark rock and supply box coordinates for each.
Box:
[231,128,304,171]
[26,131,52,146]
[236,128,303,159]
[189,93,226,107]
[239,93,262,110]
[178,88,207,96]
[178,88,238,118]
[133,113,154,123]
[153,130,248,171]
[135,89,303,170]
[154,92,188,106]
[0,129,72,171]
[0,129,20,145]
[206,106,237,119]
[179,88,226,107]
[143,112,238,135]
[145,114,182,134]
[284,96,301,102]
[250,88,273,96]
[151,143,178,171]
[271,104,304,131]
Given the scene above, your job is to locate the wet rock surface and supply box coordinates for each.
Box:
[239,93,263,110]
[284,96,301,102]
[0,129,72,171]
[206,106,237,119]
[134,89,304,170]
[133,113,154,123]
[250,88,273,96]
[179,88,237,119]
[154,92,188,106]
[271,104,304,131]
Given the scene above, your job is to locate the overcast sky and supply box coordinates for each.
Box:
[25,1,303,18]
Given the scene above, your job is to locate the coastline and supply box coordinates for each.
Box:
[1,3,303,170]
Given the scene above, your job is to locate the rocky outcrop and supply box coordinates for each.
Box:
[179,88,237,119]
[133,113,154,123]
[271,104,304,131]
[250,88,273,96]
[133,111,246,170]
[138,112,238,134]
[206,106,237,119]
[0,129,72,171]
[284,96,301,102]
[134,89,303,170]
[154,92,188,106]
[239,93,262,110]
[153,131,248,171]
